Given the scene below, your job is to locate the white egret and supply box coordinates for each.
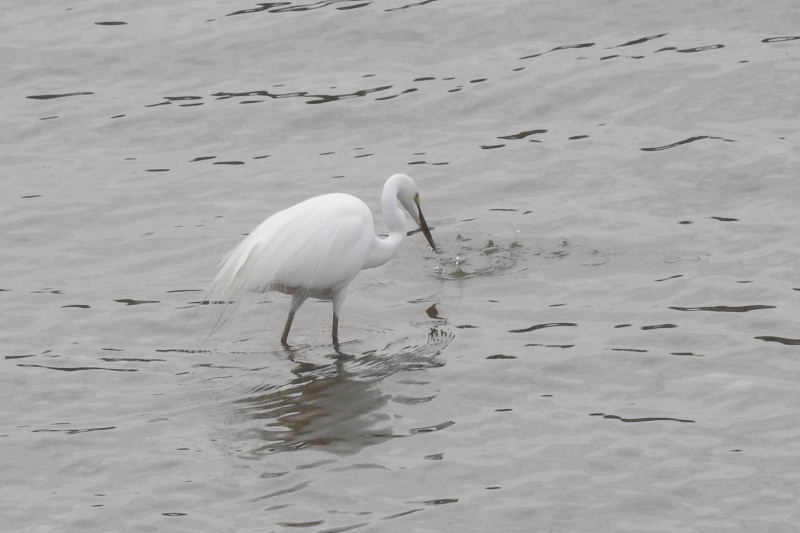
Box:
[208,173,436,346]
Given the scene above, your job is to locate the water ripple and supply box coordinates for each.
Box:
[509,322,577,334]
[761,35,800,43]
[409,420,454,434]
[114,298,160,306]
[210,85,392,105]
[670,305,775,312]
[519,42,595,60]
[641,324,677,330]
[497,128,547,140]
[754,336,800,345]
[25,92,94,100]
[612,33,668,48]
[590,413,695,423]
[385,0,438,11]
[220,327,452,457]
[676,44,725,53]
[227,0,372,16]
[17,363,138,372]
[31,426,116,435]
[641,135,736,151]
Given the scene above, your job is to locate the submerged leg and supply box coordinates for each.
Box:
[281,293,307,345]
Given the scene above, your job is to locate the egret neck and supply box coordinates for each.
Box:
[364,179,407,269]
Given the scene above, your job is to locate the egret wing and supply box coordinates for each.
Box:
[205,194,373,333]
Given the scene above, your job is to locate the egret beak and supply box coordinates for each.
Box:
[415,199,437,252]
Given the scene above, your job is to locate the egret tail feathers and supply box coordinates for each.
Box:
[203,211,345,336]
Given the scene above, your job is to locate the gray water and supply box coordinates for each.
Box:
[3,1,800,531]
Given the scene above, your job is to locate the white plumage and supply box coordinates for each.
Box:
[207,173,436,345]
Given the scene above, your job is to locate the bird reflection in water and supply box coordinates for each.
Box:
[230,328,451,458]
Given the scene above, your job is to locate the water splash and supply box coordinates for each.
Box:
[433,233,523,280]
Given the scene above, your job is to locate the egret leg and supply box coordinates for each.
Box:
[281,293,307,345]
[281,311,296,346]
[331,289,346,348]
[332,313,339,346]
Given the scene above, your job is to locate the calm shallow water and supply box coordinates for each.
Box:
[2,1,800,531]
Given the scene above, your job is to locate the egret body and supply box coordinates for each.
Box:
[208,173,436,345]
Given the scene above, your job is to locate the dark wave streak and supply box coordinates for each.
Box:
[385,0,438,11]
[641,324,677,330]
[520,42,594,60]
[655,274,683,282]
[613,33,668,47]
[26,92,94,100]
[641,135,735,151]
[210,85,392,105]
[100,357,166,362]
[32,426,116,434]
[410,420,454,433]
[671,305,775,312]
[227,0,371,16]
[762,36,800,43]
[509,322,577,333]
[227,2,288,16]
[676,44,724,53]
[754,336,800,345]
[114,298,159,305]
[498,128,547,140]
[17,364,138,372]
[591,413,695,423]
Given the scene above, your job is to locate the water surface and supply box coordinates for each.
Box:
[2,1,800,531]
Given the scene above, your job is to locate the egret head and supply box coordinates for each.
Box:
[392,174,437,252]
